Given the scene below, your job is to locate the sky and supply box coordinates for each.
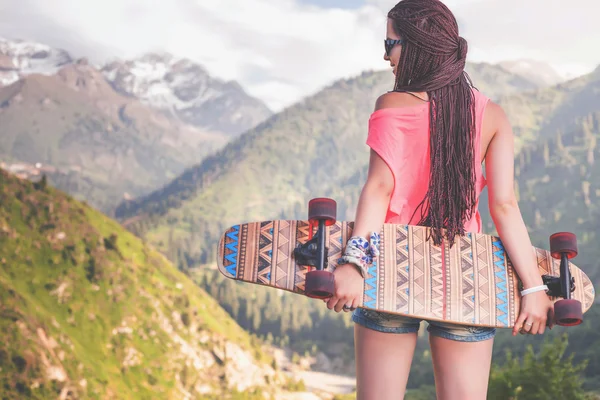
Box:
[0,0,598,111]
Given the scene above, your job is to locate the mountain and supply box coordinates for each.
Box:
[496,66,600,153]
[0,38,274,213]
[102,52,273,137]
[113,62,552,268]
[0,38,272,138]
[0,169,309,399]
[498,59,565,88]
[0,58,228,213]
[0,37,73,87]
[487,110,600,264]
[464,61,540,99]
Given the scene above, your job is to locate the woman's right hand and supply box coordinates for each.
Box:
[324,263,365,313]
[512,290,555,336]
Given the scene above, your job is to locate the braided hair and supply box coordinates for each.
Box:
[388,0,477,246]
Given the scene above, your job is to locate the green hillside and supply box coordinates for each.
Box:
[464,61,540,100]
[0,170,290,399]
[496,65,600,153]
[114,62,546,268]
[476,111,600,283]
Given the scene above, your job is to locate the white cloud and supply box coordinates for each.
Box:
[0,0,598,111]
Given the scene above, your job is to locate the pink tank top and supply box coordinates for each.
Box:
[366,89,490,233]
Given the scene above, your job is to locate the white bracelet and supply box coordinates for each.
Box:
[520,284,549,296]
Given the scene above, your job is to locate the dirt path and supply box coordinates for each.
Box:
[294,369,356,394]
[271,346,356,399]
[277,369,356,400]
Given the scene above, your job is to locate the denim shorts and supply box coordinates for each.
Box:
[352,308,496,342]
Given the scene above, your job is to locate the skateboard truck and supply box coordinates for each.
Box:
[548,232,583,326]
[293,198,337,299]
[293,230,328,268]
[541,274,575,298]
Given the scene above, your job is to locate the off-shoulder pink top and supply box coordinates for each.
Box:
[366,89,490,233]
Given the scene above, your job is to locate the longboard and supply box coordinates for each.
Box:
[216,219,595,329]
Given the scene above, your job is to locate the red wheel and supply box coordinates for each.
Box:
[549,232,578,259]
[305,270,335,299]
[308,198,336,226]
[554,299,583,326]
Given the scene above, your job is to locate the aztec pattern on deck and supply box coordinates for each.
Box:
[217,220,595,328]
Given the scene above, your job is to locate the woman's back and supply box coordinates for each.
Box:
[366,88,491,233]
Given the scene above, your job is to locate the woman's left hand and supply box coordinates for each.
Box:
[324,263,365,312]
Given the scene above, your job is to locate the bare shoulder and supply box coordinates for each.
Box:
[374,91,427,111]
[485,100,507,121]
[484,100,512,136]
[480,99,515,161]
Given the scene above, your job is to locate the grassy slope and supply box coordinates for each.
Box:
[0,170,277,399]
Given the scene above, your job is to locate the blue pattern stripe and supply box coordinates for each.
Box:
[364,259,378,308]
[224,225,240,277]
[492,238,508,326]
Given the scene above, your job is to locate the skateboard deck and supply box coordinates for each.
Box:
[216,220,595,328]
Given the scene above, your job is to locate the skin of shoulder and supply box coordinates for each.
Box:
[374,91,427,111]
[481,99,518,210]
[481,100,512,160]
[484,100,510,133]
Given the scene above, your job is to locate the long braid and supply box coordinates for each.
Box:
[388,0,477,246]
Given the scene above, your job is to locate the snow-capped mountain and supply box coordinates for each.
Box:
[0,38,272,136]
[0,37,73,87]
[101,53,272,136]
[0,37,275,211]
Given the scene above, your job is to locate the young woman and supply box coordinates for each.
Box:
[325,1,554,399]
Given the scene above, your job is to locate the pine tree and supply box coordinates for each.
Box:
[487,334,588,400]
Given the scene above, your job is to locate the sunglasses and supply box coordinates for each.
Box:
[384,38,405,56]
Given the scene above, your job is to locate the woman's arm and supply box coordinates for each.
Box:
[326,92,419,312]
[484,102,553,336]
[325,149,394,312]
[351,150,394,240]
[351,91,407,241]
[485,102,543,289]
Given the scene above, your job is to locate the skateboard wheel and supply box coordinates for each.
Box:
[549,232,578,259]
[554,299,583,326]
[308,198,336,226]
[305,270,335,299]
